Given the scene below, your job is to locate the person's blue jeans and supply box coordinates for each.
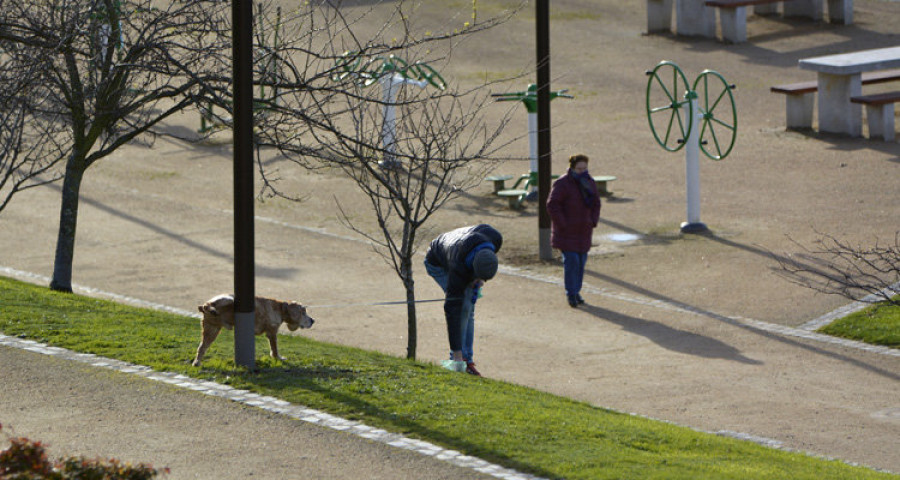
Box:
[424,260,475,362]
[562,251,588,299]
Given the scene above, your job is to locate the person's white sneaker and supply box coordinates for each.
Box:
[441,359,467,372]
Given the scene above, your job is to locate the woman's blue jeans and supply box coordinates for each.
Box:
[562,251,588,298]
[424,260,475,362]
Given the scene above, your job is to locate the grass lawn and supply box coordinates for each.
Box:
[817,299,900,348]
[0,276,895,480]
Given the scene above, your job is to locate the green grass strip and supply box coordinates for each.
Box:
[818,299,900,348]
[0,276,894,479]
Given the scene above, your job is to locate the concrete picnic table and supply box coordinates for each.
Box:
[799,46,900,136]
[646,0,852,41]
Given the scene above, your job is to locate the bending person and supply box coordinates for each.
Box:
[424,224,502,376]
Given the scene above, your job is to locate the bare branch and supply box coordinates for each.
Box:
[774,232,900,306]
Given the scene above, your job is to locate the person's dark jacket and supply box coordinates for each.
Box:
[546,170,601,253]
[425,224,503,330]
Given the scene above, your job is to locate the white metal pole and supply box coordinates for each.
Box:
[681,96,707,233]
[381,74,400,166]
[380,73,426,168]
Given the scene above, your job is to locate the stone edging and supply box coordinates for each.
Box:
[0,333,545,480]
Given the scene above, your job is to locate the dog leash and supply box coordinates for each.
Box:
[305,297,457,309]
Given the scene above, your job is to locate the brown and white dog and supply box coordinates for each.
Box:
[192,294,315,367]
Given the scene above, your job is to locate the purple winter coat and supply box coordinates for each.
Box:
[546,169,601,253]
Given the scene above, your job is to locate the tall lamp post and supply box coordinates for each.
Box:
[233,0,256,369]
[536,0,553,260]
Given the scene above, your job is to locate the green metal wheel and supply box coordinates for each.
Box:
[645,61,693,152]
[411,62,447,90]
[331,51,363,83]
[692,70,737,160]
[361,55,410,86]
[330,52,447,91]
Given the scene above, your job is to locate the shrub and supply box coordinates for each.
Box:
[0,423,168,479]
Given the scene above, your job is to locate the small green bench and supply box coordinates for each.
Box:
[510,172,561,190]
[484,174,515,194]
[497,189,529,209]
[593,175,617,197]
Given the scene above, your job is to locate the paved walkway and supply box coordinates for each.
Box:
[0,333,524,480]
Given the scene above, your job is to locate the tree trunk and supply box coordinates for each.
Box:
[405,286,417,359]
[402,260,417,359]
[49,158,86,293]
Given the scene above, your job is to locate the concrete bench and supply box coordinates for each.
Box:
[850,91,900,141]
[484,174,514,194]
[705,0,791,43]
[647,0,717,36]
[593,175,617,197]
[770,80,818,129]
[649,0,850,40]
[496,189,529,209]
[771,69,900,130]
[647,0,674,33]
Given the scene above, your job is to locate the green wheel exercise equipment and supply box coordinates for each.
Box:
[644,61,738,233]
[645,61,737,159]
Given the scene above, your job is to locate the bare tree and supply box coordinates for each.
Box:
[776,232,900,307]
[0,55,65,215]
[330,87,512,359]
[0,0,232,292]
[249,1,521,359]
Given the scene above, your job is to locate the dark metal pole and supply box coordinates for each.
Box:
[536,0,553,261]
[233,0,255,369]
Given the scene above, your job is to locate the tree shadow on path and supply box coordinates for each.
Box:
[584,269,900,382]
[45,182,299,280]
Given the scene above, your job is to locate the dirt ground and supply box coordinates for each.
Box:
[1,0,899,475]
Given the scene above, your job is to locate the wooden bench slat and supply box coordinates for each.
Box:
[850,91,900,106]
[771,69,900,95]
[706,0,789,8]
[860,68,900,85]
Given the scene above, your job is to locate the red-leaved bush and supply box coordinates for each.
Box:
[0,423,168,479]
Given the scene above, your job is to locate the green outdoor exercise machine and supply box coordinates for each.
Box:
[492,84,573,196]
[645,61,737,233]
[332,52,446,167]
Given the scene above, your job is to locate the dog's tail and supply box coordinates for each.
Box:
[198,303,219,316]
[198,294,235,317]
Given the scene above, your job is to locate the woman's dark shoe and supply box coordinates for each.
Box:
[568,296,579,308]
[576,294,586,305]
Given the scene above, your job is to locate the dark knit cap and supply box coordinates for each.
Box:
[472,249,498,280]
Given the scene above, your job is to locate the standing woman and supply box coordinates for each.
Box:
[546,154,601,307]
